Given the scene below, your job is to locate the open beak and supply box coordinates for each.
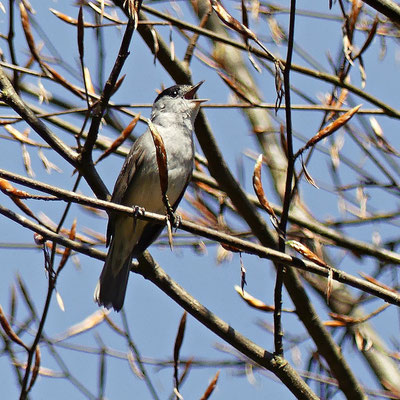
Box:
[184,81,208,104]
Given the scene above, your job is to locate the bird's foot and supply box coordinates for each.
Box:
[165,203,181,230]
[132,205,145,220]
[162,194,179,229]
[169,212,181,230]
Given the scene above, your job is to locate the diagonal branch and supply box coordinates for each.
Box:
[128,5,368,399]
[360,0,400,25]
[0,65,77,165]
[0,169,398,306]
[0,203,318,400]
[0,66,108,200]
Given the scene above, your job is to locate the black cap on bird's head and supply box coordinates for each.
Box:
[154,81,206,104]
[151,81,207,123]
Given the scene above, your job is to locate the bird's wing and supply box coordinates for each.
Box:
[106,134,146,246]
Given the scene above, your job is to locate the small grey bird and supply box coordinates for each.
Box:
[94,82,206,311]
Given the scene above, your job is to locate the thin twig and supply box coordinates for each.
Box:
[81,17,135,160]
[274,0,297,358]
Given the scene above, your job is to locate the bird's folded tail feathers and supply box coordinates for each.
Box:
[94,238,131,312]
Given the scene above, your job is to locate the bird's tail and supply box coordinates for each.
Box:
[94,236,131,312]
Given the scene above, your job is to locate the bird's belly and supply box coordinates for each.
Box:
[122,166,188,214]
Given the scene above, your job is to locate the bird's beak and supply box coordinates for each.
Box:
[184,81,208,104]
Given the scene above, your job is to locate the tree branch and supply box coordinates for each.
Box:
[0,203,318,400]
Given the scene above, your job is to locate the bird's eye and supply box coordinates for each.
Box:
[172,90,178,97]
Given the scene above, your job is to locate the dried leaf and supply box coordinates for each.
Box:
[349,0,363,33]
[87,2,124,24]
[193,241,207,255]
[82,227,106,243]
[4,124,40,145]
[50,8,80,25]
[326,89,348,121]
[77,6,84,60]
[241,0,248,28]
[200,370,220,400]
[50,8,102,27]
[356,186,367,218]
[0,178,47,221]
[178,357,193,387]
[54,309,109,342]
[166,216,173,251]
[80,204,107,218]
[300,104,361,154]
[55,290,65,312]
[216,244,232,264]
[147,119,169,198]
[358,56,366,89]
[83,67,96,95]
[220,242,241,253]
[0,305,29,350]
[252,154,283,235]
[326,267,333,304]
[210,0,257,41]
[301,157,319,189]
[96,113,140,164]
[169,26,175,61]
[128,350,144,379]
[267,16,284,45]
[369,116,400,156]
[14,362,62,378]
[19,2,40,63]
[27,346,41,392]
[174,312,187,393]
[21,144,34,177]
[150,27,159,64]
[44,63,85,99]
[329,142,340,170]
[57,219,76,273]
[274,60,284,111]
[326,305,389,327]
[38,148,63,173]
[218,71,255,104]
[359,272,398,293]
[21,0,35,14]
[247,51,262,73]
[111,74,126,96]
[234,286,274,312]
[0,178,31,198]
[37,79,50,104]
[286,240,329,268]
[355,16,378,60]
[250,1,260,19]
[323,320,346,327]
[343,32,354,65]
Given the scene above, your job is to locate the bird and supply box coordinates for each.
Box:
[94,81,206,311]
